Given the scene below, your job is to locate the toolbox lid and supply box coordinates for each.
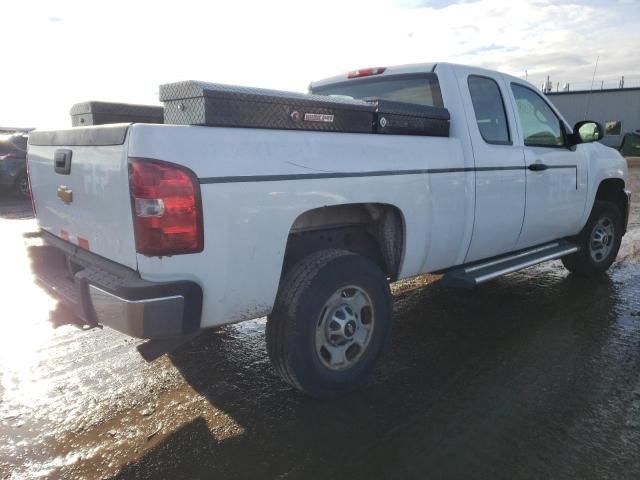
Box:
[370,99,450,121]
[70,101,164,117]
[158,81,377,112]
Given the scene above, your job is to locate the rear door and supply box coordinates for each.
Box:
[456,68,526,262]
[27,125,138,269]
[508,83,588,249]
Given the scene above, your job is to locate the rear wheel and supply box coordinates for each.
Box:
[266,249,392,398]
[562,200,623,276]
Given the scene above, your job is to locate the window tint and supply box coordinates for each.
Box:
[511,84,564,147]
[312,74,443,108]
[468,76,510,144]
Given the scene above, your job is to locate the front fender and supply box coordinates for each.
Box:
[578,142,628,230]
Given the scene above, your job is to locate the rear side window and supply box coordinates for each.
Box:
[312,73,444,108]
[511,84,565,147]
[468,76,511,145]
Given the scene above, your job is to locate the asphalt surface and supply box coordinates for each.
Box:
[1,165,639,480]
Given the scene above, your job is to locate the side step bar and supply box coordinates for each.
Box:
[441,240,578,289]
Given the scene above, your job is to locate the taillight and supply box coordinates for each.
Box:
[128,158,203,256]
[347,67,386,79]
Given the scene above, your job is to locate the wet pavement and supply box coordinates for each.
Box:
[1,165,639,479]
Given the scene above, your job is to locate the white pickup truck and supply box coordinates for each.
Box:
[27,63,631,397]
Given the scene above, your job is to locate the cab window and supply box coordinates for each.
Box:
[511,84,565,148]
[311,73,444,108]
[467,76,511,145]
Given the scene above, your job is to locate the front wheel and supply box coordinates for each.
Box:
[266,249,392,398]
[562,200,623,276]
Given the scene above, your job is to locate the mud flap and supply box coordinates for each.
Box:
[75,271,102,330]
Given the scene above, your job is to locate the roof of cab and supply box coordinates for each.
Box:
[310,62,539,93]
[310,62,438,90]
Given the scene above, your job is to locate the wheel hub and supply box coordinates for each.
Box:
[316,286,375,371]
[326,305,359,345]
[589,216,615,262]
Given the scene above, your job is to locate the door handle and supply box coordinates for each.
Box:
[528,163,548,172]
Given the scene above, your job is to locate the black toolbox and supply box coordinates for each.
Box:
[159,81,376,133]
[70,102,164,127]
[372,100,450,137]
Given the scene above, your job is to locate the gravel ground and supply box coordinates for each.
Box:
[0,165,639,480]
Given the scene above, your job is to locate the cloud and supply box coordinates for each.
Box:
[1,0,639,128]
[400,0,480,8]
[47,16,63,22]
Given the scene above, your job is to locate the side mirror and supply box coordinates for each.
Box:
[569,120,604,146]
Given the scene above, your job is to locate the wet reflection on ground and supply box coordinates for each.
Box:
[0,166,639,479]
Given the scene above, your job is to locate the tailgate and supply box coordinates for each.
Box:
[27,124,138,270]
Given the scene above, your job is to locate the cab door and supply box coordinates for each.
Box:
[456,69,526,262]
[508,83,588,249]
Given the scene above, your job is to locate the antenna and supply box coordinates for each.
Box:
[584,56,599,117]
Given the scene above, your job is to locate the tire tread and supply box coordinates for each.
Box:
[266,249,352,393]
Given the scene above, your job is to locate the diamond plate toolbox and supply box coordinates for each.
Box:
[373,100,450,137]
[159,81,376,133]
[70,101,164,127]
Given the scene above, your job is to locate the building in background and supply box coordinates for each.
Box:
[545,86,640,149]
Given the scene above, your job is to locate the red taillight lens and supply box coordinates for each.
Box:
[129,159,203,256]
[347,67,386,79]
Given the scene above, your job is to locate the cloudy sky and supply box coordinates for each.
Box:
[2,0,639,128]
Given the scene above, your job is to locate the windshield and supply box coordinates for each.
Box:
[312,73,444,108]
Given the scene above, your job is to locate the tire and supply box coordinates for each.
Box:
[266,249,392,398]
[562,200,623,276]
[15,172,30,199]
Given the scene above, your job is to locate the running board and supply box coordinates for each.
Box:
[441,240,578,289]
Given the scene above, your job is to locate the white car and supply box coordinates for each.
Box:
[27,63,631,397]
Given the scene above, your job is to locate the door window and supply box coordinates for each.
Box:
[511,84,565,147]
[468,76,511,145]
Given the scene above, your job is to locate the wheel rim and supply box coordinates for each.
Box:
[315,285,375,371]
[589,216,615,263]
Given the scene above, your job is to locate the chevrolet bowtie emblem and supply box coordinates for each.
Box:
[57,185,73,204]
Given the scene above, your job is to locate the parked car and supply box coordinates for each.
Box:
[26,63,630,397]
[0,133,29,198]
[620,130,640,156]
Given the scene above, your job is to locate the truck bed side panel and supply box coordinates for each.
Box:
[128,124,471,327]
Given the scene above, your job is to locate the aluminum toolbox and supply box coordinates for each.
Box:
[372,100,450,137]
[159,81,376,133]
[70,102,164,127]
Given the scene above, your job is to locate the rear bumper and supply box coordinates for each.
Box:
[30,231,202,339]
